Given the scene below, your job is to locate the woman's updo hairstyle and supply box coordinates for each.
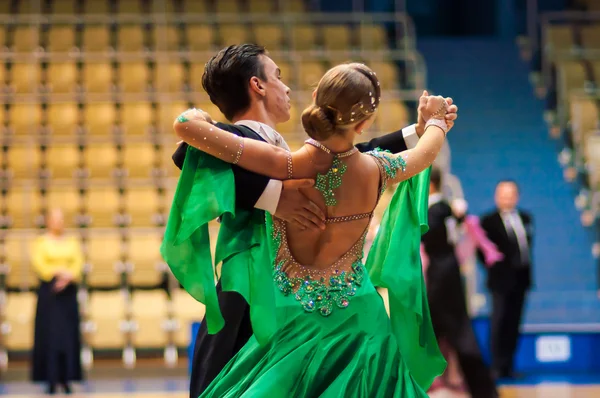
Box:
[301,63,381,141]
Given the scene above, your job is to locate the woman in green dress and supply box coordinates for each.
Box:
[162,63,450,397]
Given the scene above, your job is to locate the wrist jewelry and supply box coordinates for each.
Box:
[425,118,449,135]
[232,137,245,165]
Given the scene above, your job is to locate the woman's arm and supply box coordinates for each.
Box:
[373,96,448,185]
[31,237,55,282]
[173,109,291,180]
[388,122,447,184]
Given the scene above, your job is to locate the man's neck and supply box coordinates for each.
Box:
[231,107,276,129]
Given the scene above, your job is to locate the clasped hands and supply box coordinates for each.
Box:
[53,269,75,293]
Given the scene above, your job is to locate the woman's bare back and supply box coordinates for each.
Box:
[277,144,388,269]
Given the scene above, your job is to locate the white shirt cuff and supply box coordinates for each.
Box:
[254,179,283,214]
[402,124,419,149]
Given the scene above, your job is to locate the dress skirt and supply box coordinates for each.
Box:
[201,287,429,398]
[31,280,83,384]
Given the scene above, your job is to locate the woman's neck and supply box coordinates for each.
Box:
[315,135,355,154]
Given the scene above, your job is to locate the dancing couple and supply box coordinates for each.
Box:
[162,44,456,397]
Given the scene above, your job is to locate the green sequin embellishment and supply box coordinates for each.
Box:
[273,260,365,316]
[369,148,406,177]
[271,229,364,316]
[315,156,347,207]
[368,148,407,192]
[176,113,189,123]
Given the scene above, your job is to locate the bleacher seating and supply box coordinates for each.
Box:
[85,290,128,350]
[539,1,600,219]
[0,0,420,368]
[534,0,600,292]
[130,290,169,348]
[1,292,36,350]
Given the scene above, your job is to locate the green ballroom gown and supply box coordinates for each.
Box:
[161,147,446,397]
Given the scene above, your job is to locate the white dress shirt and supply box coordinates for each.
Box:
[237,120,420,215]
[500,210,530,263]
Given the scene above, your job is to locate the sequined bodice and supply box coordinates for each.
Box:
[270,148,406,316]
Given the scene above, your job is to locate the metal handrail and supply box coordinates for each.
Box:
[542,10,600,22]
[0,11,414,25]
[0,11,417,49]
[526,0,539,54]
[0,48,427,100]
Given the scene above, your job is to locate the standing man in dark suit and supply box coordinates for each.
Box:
[480,180,534,379]
[423,168,498,398]
[171,44,459,397]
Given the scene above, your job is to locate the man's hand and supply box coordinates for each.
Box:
[416,90,459,137]
[175,108,215,125]
[274,179,326,231]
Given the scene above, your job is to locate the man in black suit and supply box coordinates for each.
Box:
[172,44,459,397]
[480,180,534,379]
[423,169,498,398]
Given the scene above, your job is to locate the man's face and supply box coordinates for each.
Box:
[259,55,291,124]
[495,182,519,212]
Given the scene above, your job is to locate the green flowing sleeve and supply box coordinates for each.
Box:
[160,147,276,344]
[365,167,447,390]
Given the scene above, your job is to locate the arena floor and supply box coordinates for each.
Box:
[1,382,600,397]
[1,364,600,397]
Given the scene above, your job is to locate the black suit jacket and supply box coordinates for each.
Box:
[172,122,271,210]
[480,209,534,293]
[172,126,411,211]
[422,201,459,262]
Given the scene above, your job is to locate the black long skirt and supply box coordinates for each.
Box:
[31,280,83,384]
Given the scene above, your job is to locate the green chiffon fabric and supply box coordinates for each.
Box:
[160,147,446,396]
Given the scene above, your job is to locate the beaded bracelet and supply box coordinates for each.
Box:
[232,137,245,165]
[431,100,448,120]
[286,151,293,179]
[425,118,449,135]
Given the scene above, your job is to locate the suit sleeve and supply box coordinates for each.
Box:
[171,129,270,211]
[231,167,271,210]
[172,142,188,170]
[355,128,408,153]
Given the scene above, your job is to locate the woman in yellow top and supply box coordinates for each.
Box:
[31,208,83,395]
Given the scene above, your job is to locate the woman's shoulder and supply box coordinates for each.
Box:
[355,150,385,173]
[361,149,406,180]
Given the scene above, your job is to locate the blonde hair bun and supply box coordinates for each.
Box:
[301,104,336,141]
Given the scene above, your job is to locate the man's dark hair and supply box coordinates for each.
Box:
[430,167,442,191]
[201,44,268,121]
[496,179,520,192]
